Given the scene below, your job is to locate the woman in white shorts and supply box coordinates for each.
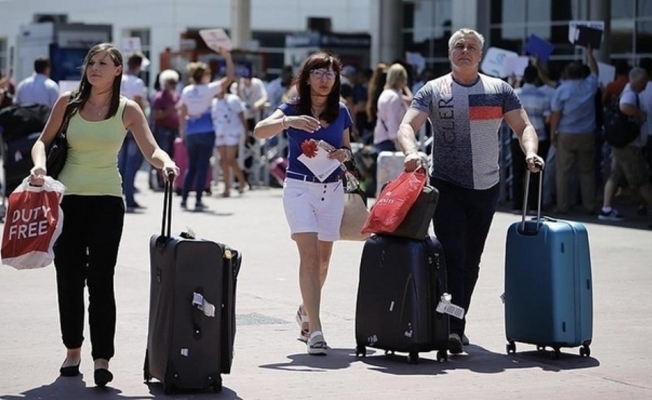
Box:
[254,52,353,356]
[212,90,248,196]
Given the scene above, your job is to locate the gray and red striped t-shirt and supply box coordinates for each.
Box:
[411,73,522,190]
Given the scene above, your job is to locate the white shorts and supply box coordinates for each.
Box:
[282,177,344,242]
[215,132,241,147]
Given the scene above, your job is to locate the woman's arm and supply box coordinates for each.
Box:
[30,93,72,177]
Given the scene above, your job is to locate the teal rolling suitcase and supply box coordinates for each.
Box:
[504,170,593,359]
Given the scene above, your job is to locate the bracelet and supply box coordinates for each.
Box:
[281,116,288,130]
[339,146,352,161]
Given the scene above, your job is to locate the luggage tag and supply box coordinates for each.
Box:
[192,292,216,317]
[436,293,465,320]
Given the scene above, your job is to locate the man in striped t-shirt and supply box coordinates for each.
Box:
[398,28,545,354]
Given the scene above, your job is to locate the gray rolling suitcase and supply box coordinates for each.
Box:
[144,178,241,393]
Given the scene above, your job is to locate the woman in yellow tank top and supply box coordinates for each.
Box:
[30,43,179,388]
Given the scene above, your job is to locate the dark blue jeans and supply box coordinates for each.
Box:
[152,126,178,187]
[54,195,125,360]
[182,132,215,203]
[118,132,144,207]
[431,178,500,336]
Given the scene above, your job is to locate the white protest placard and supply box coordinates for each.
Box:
[505,56,530,77]
[480,47,519,78]
[597,62,616,88]
[199,28,233,52]
[58,80,79,94]
[406,52,426,74]
[568,20,605,44]
[121,37,150,69]
[121,37,142,55]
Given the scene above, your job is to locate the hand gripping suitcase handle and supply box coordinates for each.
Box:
[521,162,544,233]
[161,173,174,238]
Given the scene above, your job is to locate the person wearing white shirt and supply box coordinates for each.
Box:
[211,92,248,197]
[373,63,412,152]
[179,47,235,211]
[15,57,59,108]
[118,53,147,212]
[600,68,652,229]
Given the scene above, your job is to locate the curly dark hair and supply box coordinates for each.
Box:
[290,51,342,123]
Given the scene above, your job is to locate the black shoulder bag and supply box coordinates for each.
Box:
[46,104,75,179]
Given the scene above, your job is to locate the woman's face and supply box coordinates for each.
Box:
[202,71,211,84]
[308,68,337,97]
[86,51,121,87]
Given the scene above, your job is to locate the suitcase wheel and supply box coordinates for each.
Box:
[436,350,448,362]
[407,351,419,364]
[550,346,561,360]
[506,341,516,354]
[579,345,591,358]
[355,345,366,358]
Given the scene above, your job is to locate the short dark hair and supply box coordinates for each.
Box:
[522,66,538,83]
[34,57,50,74]
[614,60,631,76]
[127,53,143,70]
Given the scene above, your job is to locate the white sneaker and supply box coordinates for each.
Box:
[598,208,624,222]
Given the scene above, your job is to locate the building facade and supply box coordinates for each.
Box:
[1,0,651,87]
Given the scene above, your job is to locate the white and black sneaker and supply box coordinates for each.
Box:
[598,208,624,222]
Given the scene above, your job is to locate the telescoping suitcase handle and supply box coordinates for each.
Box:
[521,162,544,233]
[161,172,174,238]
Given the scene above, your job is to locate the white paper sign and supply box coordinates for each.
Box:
[297,147,341,182]
[121,37,150,69]
[505,56,530,77]
[568,20,605,44]
[481,47,519,78]
[121,37,142,55]
[58,80,79,94]
[199,28,233,52]
[597,61,616,88]
[406,52,426,74]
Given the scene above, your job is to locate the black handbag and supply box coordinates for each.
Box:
[46,104,74,179]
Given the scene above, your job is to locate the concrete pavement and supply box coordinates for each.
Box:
[1,171,651,400]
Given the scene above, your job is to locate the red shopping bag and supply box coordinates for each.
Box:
[1,177,66,270]
[361,168,427,235]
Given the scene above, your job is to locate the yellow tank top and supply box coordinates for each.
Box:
[58,97,128,196]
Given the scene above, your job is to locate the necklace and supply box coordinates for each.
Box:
[88,99,109,116]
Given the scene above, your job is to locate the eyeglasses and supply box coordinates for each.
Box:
[310,69,337,80]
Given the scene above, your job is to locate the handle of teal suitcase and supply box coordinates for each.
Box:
[521,162,544,233]
[161,172,174,238]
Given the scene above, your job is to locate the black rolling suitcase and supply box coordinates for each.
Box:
[355,235,449,363]
[144,178,241,393]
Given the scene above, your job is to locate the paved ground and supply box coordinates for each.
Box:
[1,172,651,400]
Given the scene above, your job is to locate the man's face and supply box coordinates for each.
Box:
[632,76,648,93]
[449,34,483,69]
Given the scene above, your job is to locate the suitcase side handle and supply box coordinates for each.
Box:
[521,164,544,233]
[161,173,174,238]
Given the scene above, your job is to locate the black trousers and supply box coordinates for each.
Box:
[54,195,124,360]
[431,178,500,336]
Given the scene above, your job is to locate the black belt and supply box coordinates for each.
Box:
[286,171,341,183]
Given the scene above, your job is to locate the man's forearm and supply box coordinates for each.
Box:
[397,122,418,154]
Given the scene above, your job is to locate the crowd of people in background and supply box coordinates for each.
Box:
[1,42,651,228]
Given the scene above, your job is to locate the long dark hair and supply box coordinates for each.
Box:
[291,51,342,123]
[69,43,123,119]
